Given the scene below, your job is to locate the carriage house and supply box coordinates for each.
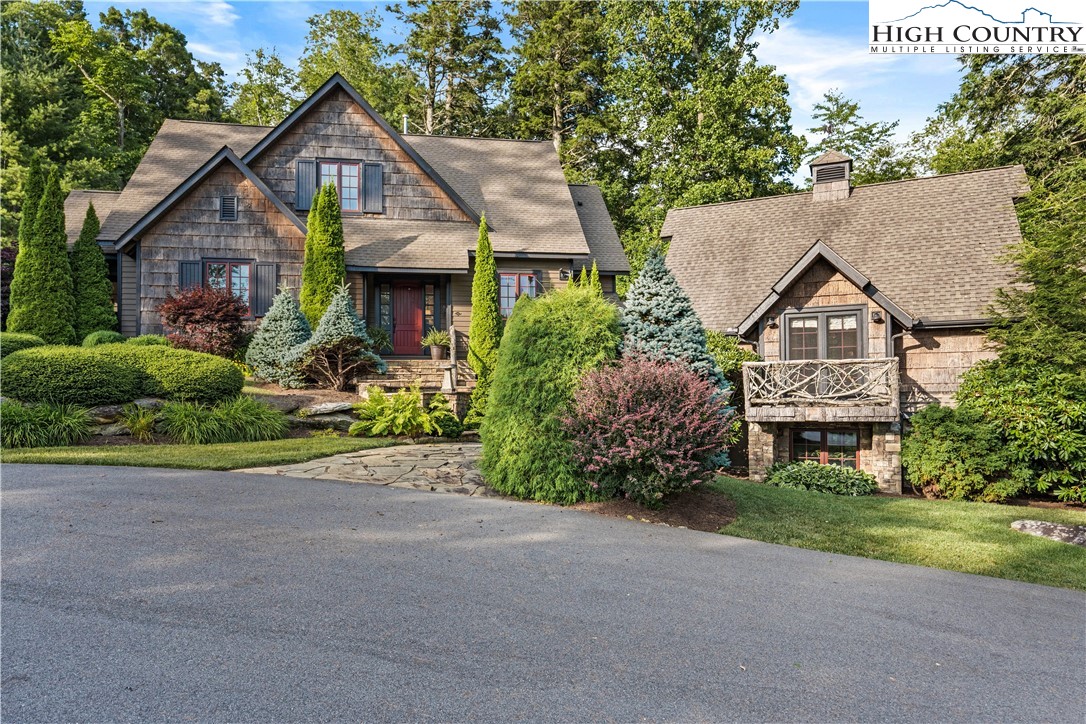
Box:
[663,152,1030,492]
[64,74,628,402]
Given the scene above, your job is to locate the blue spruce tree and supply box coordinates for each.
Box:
[622,249,727,389]
[246,289,312,387]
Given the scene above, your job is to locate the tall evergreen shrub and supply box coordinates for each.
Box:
[480,286,622,504]
[7,156,44,332]
[246,289,311,387]
[622,249,726,388]
[299,184,346,327]
[465,214,501,424]
[7,169,76,344]
[71,203,117,339]
[287,284,384,390]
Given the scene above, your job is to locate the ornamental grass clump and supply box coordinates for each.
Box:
[564,355,736,507]
[765,461,879,496]
[159,396,287,445]
[0,400,92,448]
[480,286,622,504]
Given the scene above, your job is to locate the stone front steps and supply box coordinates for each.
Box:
[355,359,476,416]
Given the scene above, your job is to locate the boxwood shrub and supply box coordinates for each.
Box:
[0,332,46,359]
[765,461,879,496]
[127,334,170,346]
[1,346,145,405]
[0,344,243,405]
[82,330,127,347]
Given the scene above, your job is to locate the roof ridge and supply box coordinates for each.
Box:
[404,133,549,144]
[164,118,274,129]
[68,188,122,194]
[667,164,1027,214]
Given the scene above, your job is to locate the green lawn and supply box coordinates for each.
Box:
[0,437,400,470]
[711,476,1086,591]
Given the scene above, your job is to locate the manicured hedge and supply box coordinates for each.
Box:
[0,344,243,405]
[83,330,126,347]
[127,334,170,346]
[0,332,46,359]
[1,345,145,405]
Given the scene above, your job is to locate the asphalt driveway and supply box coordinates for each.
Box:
[2,464,1083,723]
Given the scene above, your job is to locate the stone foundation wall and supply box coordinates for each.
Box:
[744,420,902,493]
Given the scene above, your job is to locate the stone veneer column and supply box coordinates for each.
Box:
[746,421,776,481]
[867,422,902,493]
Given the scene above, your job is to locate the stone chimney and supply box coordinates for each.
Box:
[810,150,853,202]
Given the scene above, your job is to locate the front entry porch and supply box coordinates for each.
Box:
[347,271,450,358]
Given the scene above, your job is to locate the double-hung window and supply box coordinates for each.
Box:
[792,429,859,468]
[205,261,251,307]
[319,161,360,212]
[785,309,863,360]
[499,273,537,318]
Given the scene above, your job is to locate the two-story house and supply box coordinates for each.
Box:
[64,74,628,400]
[663,152,1030,492]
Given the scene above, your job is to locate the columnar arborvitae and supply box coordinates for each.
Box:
[71,203,117,339]
[299,183,345,328]
[589,260,602,296]
[7,169,76,344]
[622,249,726,388]
[7,156,45,331]
[465,214,501,424]
[246,288,312,387]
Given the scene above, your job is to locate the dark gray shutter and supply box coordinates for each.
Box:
[295,160,317,211]
[178,260,201,290]
[252,262,277,317]
[363,163,383,213]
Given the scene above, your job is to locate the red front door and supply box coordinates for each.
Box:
[392,282,423,355]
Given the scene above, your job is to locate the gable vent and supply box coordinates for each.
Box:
[815,165,847,183]
[219,195,238,221]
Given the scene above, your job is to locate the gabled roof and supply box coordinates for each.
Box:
[114,147,305,251]
[737,240,914,335]
[568,184,629,273]
[663,165,1031,331]
[64,190,121,248]
[809,150,853,166]
[243,74,480,225]
[98,120,270,242]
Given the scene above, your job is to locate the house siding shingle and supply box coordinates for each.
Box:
[897,328,994,414]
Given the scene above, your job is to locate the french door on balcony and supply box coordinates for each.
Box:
[784,309,863,360]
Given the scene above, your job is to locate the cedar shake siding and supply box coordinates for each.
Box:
[897,328,995,413]
[248,88,471,222]
[137,164,306,334]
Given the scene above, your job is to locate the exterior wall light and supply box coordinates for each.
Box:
[871,310,885,324]
[765,314,779,329]
[558,268,571,281]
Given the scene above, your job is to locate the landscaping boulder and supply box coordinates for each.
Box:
[287,412,356,432]
[1011,520,1086,547]
[298,401,354,416]
[92,423,129,437]
[89,404,126,424]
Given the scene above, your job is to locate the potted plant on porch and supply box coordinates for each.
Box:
[421,328,452,361]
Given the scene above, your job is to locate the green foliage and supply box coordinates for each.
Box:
[956,362,1086,502]
[232,48,301,126]
[246,289,312,387]
[367,326,392,355]
[349,385,435,438]
[421,328,451,349]
[15,155,44,250]
[902,403,1028,503]
[120,403,157,442]
[126,334,169,346]
[765,461,880,497]
[706,330,760,411]
[480,286,622,504]
[97,344,244,404]
[0,331,45,358]
[70,203,116,339]
[82,330,126,347]
[159,396,287,445]
[622,250,727,388]
[1,345,145,405]
[427,392,462,438]
[299,183,346,328]
[6,169,76,344]
[0,399,91,449]
[465,214,501,424]
[288,285,383,390]
[806,90,917,185]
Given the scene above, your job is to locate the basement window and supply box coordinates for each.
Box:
[791,429,859,468]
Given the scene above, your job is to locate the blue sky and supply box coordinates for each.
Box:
[83,0,967,148]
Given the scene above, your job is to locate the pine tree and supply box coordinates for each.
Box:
[246,288,312,387]
[622,249,726,388]
[575,265,588,288]
[465,214,501,424]
[6,169,76,344]
[299,183,346,328]
[71,202,116,340]
[287,284,384,390]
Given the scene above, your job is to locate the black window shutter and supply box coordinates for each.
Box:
[363,163,383,213]
[295,160,317,211]
[179,260,201,290]
[252,262,277,317]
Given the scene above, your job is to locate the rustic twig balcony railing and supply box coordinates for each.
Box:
[742,358,900,423]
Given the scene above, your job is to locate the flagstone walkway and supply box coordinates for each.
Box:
[235,442,490,496]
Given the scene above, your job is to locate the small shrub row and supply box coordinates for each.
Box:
[764,461,879,496]
[1,344,243,405]
[1,400,92,448]
[0,332,46,359]
[158,396,287,445]
[349,387,461,438]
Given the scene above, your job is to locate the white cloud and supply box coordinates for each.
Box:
[199,1,240,29]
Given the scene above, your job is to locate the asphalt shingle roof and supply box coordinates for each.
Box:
[568,184,630,273]
[662,165,1030,330]
[64,190,121,249]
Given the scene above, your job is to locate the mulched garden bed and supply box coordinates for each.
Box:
[571,487,737,533]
